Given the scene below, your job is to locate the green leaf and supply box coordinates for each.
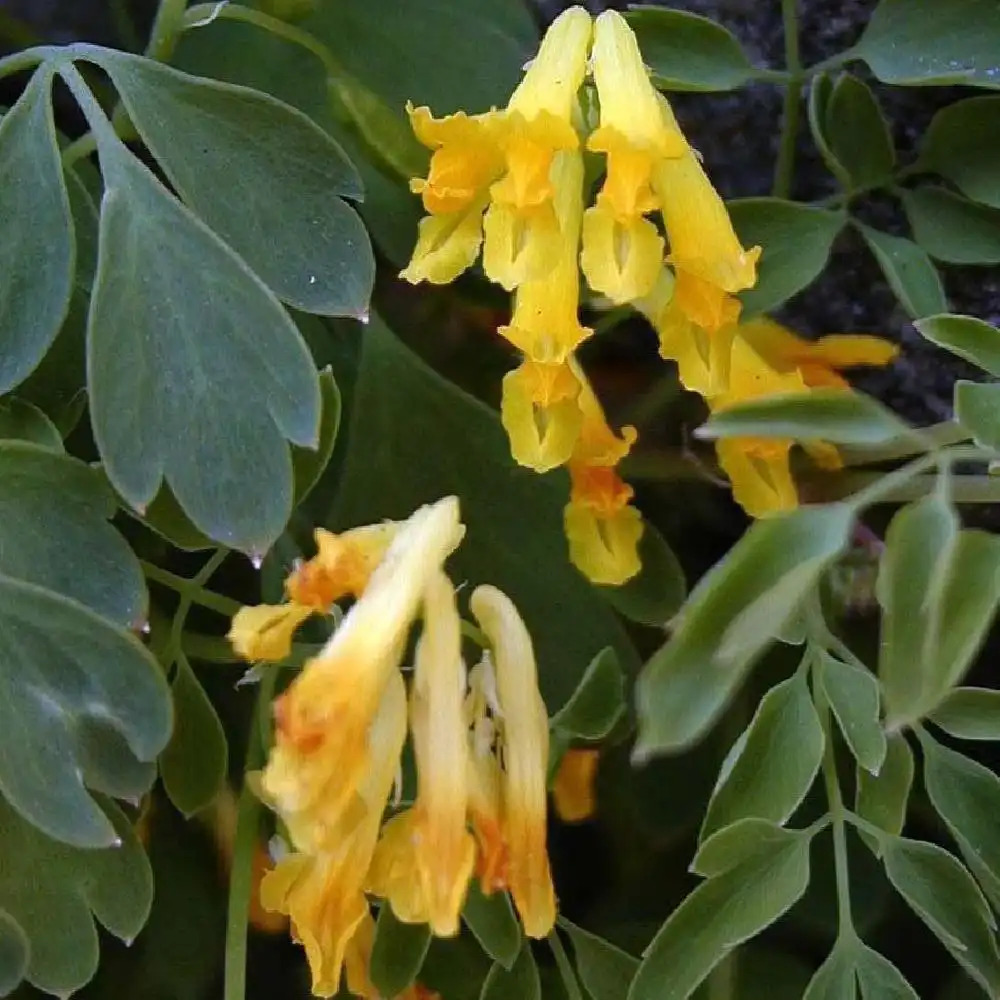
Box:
[462,882,520,971]
[931,688,1000,740]
[818,653,887,776]
[561,918,639,1000]
[877,493,959,725]
[903,187,1000,264]
[83,46,372,317]
[700,389,909,446]
[856,224,947,319]
[159,654,227,817]
[599,520,686,626]
[135,484,216,553]
[480,944,541,1000]
[855,0,1000,88]
[551,647,625,741]
[79,90,321,555]
[915,314,1000,376]
[0,910,28,998]
[692,818,807,878]
[881,836,1000,996]
[855,946,919,1000]
[371,904,432,998]
[0,795,152,997]
[807,74,850,188]
[728,200,845,315]
[955,380,1000,450]
[700,673,824,840]
[625,8,753,92]
[0,575,171,847]
[635,504,854,758]
[0,442,145,627]
[292,367,342,503]
[825,74,895,190]
[855,734,913,844]
[920,731,1000,909]
[0,398,62,450]
[0,66,74,393]
[628,834,811,1000]
[917,97,1000,208]
[803,940,858,1000]
[325,316,637,710]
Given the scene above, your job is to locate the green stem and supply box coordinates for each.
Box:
[461,619,490,649]
[820,703,855,937]
[182,3,344,77]
[837,420,971,466]
[168,549,230,662]
[819,471,1000,506]
[224,668,278,1000]
[146,0,190,61]
[772,0,802,199]
[141,559,241,617]
[548,930,585,1000]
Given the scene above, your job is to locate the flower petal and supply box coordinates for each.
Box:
[581,202,664,304]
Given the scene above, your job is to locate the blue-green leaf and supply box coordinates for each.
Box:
[856,224,947,319]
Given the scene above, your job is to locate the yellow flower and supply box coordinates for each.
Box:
[637,267,738,397]
[227,602,313,662]
[708,336,809,518]
[470,585,556,938]
[569,356,638,468]
[261,498,464,854]
[403,7,592,289]
[552,748,600,823]
[260,673,408,998]
[564,465,643,585]
[584,11,758,333]
[286,522,399,610]
[500,360,584,472]
[370,573,476,937]
[495,150,591,360]
[735,316,899,389]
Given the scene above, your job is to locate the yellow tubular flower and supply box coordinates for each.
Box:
[500,360,584,472]
[552,748,600,823]
[734,316,899,389]
[471,585,556,939]
[496,151,592,360]
[569,356,638,468]
[286,522,399,610]
[708,336,809,518]
[564,465,643,585]
[405,572,477,936]
[261,673,408,998]
[228,602,313,662]
[262,498,465,854]
[483,7,592,289]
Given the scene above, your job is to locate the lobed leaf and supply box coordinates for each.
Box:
[818,653,886,776]
[371,905,432,998]
[550,647,626,742]
[855,0,1000,88]
[462,883,520,971]
[635,504,854,758]
[479,944,540,1000]
[626,8,753,92]
[78,78,321,555]
[561,918,639,1000]
[0,398,62,451]
[855,734,914,849]
[0,65,74,394]
[82,46,373,318]
[955,381,1000,451]
[930,688,1000,741]
[856,224,947,319]
[824,74,895,190]
[628,834,811,1000]
[692,818,806,878]
[700,673,824,840]
[915,314,1000,377]
[729,200,845,315]
[0,796,152,997]
[903,187,1000,265]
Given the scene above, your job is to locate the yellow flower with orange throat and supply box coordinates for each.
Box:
[228,497,561,998]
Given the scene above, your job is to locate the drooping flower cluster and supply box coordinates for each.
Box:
[228,498,556,998]
[401,7,899,529]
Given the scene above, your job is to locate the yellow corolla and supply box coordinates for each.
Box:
[495,150,591,360]
[227,601,313,663]
[552,748,600,823]
[500,360,584,472]
[583,10,758,333]
[470,585,556,938]
[735,316,899,389]
[369,573,476,937]
[403,7,592,289]
[261,498,464,855]
[260,673,408,998]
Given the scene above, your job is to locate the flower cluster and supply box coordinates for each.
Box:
[401,6,899,533]
[228,498,556,998]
